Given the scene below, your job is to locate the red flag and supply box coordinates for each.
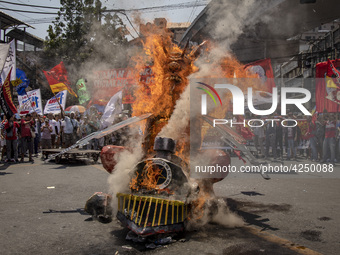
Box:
[327,59,340,83]
[43,61,77,97]
[0,68,17,118]
[244,58,276,93]
[315,59,340,112]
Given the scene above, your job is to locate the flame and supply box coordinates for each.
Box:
[132,30,199,155]
[129,171,139,191]
[128,25,269,223]
[140,163,162,190]
[130,161,163,191]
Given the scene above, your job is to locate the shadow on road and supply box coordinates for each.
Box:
[225,197,292,231]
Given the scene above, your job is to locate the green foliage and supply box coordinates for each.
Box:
[44,0,128,67]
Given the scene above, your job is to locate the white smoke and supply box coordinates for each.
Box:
[207,0,258,50]
[158,84,190,140]
[186,197,244,230]
[105,0,265,229]
[107,138,144,215]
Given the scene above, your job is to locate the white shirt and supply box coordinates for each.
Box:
[63,116,78,134]
[54,120,62,135]
[49,119,57,135]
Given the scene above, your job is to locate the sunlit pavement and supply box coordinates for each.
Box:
[0,156,338,254]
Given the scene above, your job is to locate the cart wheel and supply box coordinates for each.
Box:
[92,153,99,163]
[55,155,61,164]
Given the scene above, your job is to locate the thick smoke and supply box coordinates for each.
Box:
[158,83,190,140]
[206,0,258,50]
[72,17,141,97]
[158,0,263,229]
[107,137,144,215]
[105,0,268,229]
[160,0,262,138]
[185,195,244,230]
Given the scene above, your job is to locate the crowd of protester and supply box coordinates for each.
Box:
[1,107,338,165]
[249,111,340,164]
[0,107,129,163]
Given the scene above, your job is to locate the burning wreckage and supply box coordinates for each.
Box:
[84,29,270,242]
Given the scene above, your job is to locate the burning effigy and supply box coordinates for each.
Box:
[97,22,268,243]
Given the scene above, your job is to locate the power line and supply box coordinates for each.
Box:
[122,13,140,38]
[23,17,62,24]
[0,1,209,15]
[0,7,58,14]
[0,3,31,19]
[0,0,59,9]
[104,1,208,13]
[187,0,200,24]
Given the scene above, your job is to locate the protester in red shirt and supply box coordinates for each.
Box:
[20,113,35,163]
[321,113,337,164]
[4,115,19,163]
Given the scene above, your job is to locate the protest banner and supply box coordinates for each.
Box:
[18,89,43,115]
[0,43,10,78]
[0,68,17,118]
[91,67,154,106]
[44,90,67,114]
[0,40,16,84]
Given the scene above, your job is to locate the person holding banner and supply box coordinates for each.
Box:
[61,111,79,148]
[20,114,35,163]
[54,114,63,148]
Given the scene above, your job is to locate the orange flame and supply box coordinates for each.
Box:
[130,161,162,191]
[131,28,200,155]
[129,25,270,221]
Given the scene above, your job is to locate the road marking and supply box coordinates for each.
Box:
[245,226,323,255]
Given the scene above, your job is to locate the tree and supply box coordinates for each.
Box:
[44,0,128,67]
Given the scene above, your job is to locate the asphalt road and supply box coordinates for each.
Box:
[0,156,339,255]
